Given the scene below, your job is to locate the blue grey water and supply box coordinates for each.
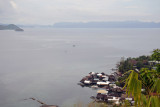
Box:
[0,28,160,107]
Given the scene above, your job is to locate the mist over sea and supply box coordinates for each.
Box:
[0,28,160,107]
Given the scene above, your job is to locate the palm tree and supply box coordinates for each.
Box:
[123,49,160,107]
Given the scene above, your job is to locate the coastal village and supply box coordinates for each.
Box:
[78,52,160,106]
[24,51,160,107]
[78,71,134,106]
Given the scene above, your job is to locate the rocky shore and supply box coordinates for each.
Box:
[24,98,58,107]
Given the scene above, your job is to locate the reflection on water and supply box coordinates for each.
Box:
[0,28,160,107]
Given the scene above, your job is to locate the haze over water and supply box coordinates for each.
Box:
[0,28,160,107]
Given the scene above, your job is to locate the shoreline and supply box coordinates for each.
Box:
[78,71,131,106]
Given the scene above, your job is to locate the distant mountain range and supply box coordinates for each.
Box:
[1,21,160,29]
[0,24,24,31]
[53,21,160,28]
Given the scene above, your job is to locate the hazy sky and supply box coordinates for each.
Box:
[0,0,160,25]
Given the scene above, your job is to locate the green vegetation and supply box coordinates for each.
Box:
[116,51,158,88]
[123,49,160,107]
[117,55,151,74]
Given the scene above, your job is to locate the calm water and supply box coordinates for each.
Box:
[0,28,160,107]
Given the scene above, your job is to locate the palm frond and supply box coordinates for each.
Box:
[148,96,160,107]
[123,70,142,106]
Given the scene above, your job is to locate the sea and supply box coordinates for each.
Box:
[0,28,160,107]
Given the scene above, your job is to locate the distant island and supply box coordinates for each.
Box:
[53,21,160,28]
[0,24,24,31]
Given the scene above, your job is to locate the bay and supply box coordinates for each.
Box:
[0,28,160,107]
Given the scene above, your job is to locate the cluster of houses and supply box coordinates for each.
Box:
[79,72,134,105]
